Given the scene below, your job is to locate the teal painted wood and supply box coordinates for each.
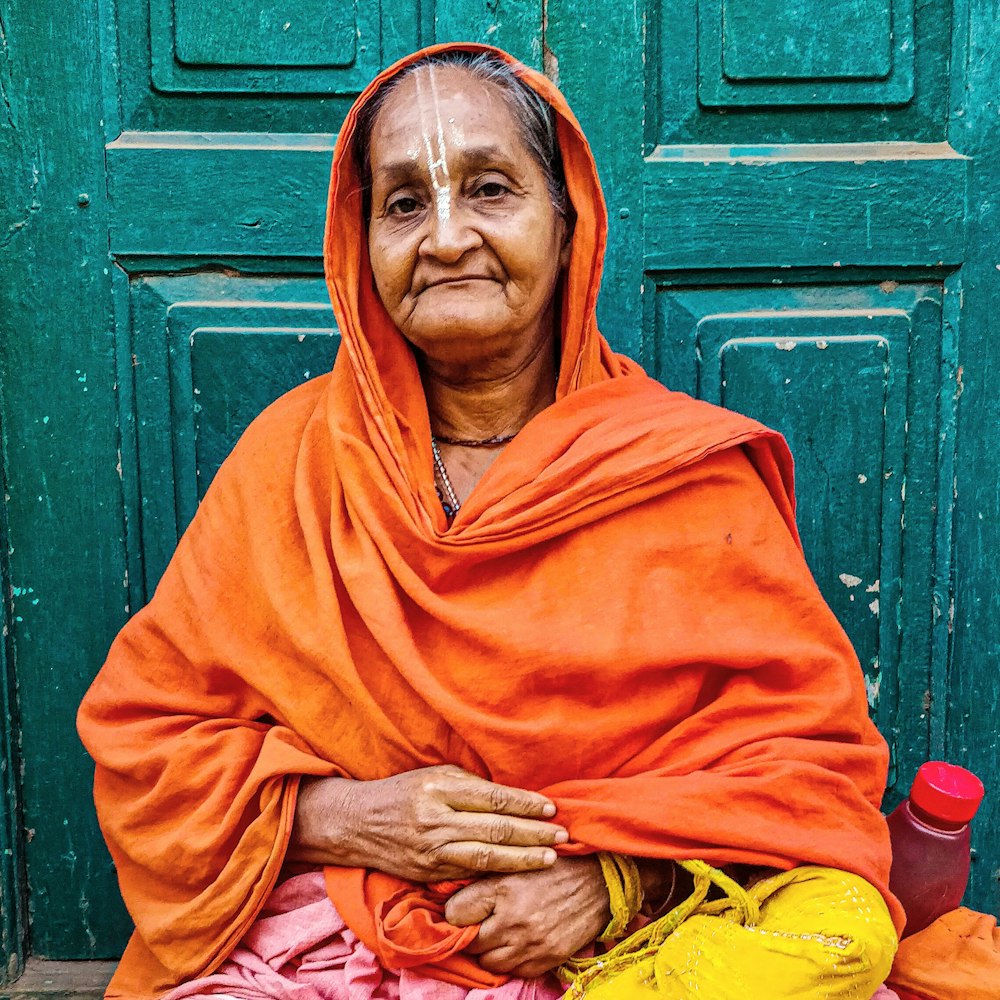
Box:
[0,418,27,982]
[122,274,336,602]
[643,150,968,270]
[943,0,1000,916]
[720,0,898,81]
[0,0,132,961]
[647,283,950,797]
[654,0,952,144]
[544,0,647,361]
[107,134,336,258]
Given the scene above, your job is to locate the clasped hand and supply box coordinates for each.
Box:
[291,765,610,975]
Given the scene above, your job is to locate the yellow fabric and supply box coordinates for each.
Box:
[597,853,644,942]
[562,865,897,999]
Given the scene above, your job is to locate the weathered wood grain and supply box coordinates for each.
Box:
[643,149,967,270]
[1,960,115,999]
[0,0,132,967]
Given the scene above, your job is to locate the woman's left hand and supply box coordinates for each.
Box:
[444,856,610,978]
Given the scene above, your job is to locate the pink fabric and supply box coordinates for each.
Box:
[161,872,564,1000]
[162,871,898,1000]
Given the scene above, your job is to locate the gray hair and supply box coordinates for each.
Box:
[354,50,569,220]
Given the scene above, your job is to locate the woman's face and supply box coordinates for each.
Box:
[366,64,570,371]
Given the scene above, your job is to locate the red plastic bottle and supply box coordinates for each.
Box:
[887,761,985,937]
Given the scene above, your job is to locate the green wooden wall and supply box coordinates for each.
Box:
[0,0,997,982]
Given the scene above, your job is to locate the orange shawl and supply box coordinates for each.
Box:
[78,44,899,1000]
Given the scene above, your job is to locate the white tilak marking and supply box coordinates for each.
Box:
[447,115,466,148]
[418,68,452,225]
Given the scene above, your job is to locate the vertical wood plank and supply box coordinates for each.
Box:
[0,0,132,961]
[544,0,647,359]
[943,0,1000,916]
[0,408,27,983]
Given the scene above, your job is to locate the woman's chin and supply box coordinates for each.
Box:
[403,316,522,363]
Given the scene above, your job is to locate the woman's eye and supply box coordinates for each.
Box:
[475,181,510,199]
[388,197,422,216]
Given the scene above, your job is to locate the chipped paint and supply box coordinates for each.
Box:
[864,673,881,708]
[839,573,862,588]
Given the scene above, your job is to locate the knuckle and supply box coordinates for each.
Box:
[490,817,515,844]
[472,846,494,871]
[487,785,510,812]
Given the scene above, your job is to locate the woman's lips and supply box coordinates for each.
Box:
[421,276,495,290]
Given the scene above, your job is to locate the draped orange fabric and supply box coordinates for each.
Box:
[77,43,900,1000]
[887,908,1000,1000]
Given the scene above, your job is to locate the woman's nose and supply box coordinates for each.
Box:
[419,196,482,262]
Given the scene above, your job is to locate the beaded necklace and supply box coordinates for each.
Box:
[430,437,462,519]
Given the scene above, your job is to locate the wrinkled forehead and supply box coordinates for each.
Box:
[368,64,525,169]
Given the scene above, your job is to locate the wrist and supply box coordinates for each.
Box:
[289,776,363,865]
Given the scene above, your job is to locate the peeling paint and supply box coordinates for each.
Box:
[865,673,881,708]
[868,599,880,616]
[839,573,862,588]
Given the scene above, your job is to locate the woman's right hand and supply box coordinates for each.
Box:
[289,765,568,881]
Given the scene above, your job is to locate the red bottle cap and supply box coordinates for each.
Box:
[910,761,985,825]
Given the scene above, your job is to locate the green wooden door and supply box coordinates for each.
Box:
[1,0,998,986]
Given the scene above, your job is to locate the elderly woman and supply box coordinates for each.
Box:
[78,44,902,1000]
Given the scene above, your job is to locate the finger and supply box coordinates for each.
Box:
[437,842,557,874]
[442,777,557,819]
[452,812,568,848]
[476,946,523,975]
[463,913,505,953]
[445,882,496,927]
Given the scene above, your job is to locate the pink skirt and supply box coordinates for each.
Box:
[162,872,564,1000]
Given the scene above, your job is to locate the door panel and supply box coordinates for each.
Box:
[649,282,950,794]
[700,0,914,104]
[126,274,337,597]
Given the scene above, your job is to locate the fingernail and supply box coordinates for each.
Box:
[542,803,556,817]
[554,829,569,844]
[542,848,557,864]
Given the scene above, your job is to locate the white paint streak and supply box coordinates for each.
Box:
[447,115,466,148]
[416,68,452,226]
[839,573,863,588]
